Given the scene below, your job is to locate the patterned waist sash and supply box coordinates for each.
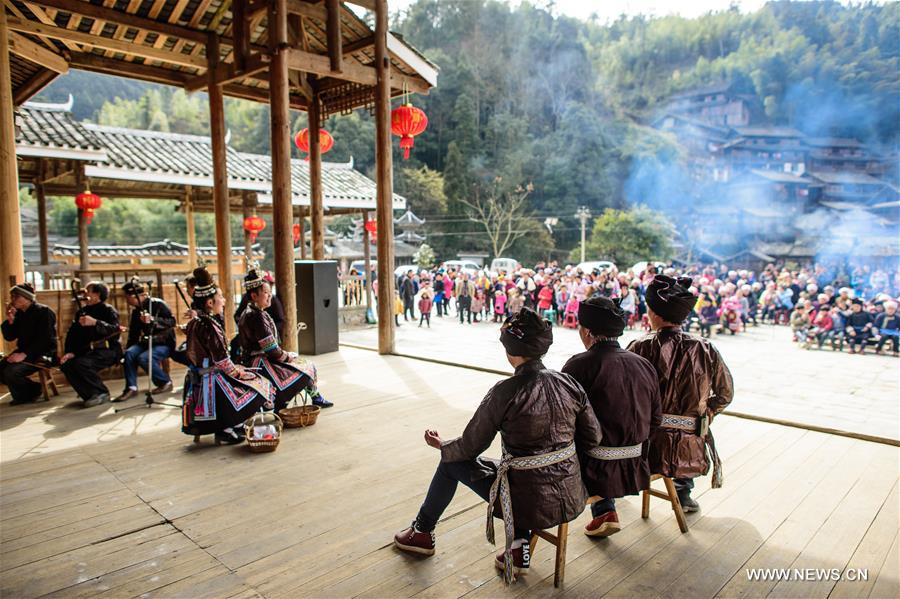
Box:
[659,412,723,489]
[487,443,576,584]
[587,443,642,460]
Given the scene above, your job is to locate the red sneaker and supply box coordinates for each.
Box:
[584,510,621,537]
[394,522,435,556]
[494,540,530,576]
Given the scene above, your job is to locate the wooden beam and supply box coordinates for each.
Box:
[286,0,326,22]
[241,191,253,259]
[285,47,430,93]
[374,0,394,354]
[6,18,208,68]
[247,0,267,19]
[68,52,190,86]
[269,0,298,352]
[325,0,342,73]
[343,34,374,56]
[8,31,68,73]
[36,161,49,265]
[184,52,269,92]
[75,164,89,271]
[32,0,208,43]
[207,35,236,338]
[232,0,249,71]
[0,8,25,318]
[309,92,325,260]
[345,0,375,10]
[12,68,58,106]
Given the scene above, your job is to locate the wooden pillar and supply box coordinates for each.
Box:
[208,35,235,337]
[0,8,24,308]
[184,186,197,269]
[241,191,254,258]
[325,0,342,73]
[374,0,394,354]
[309,92,325,260]
[36,162,49,265]
[75,163,89,271]
[269,0,298,352]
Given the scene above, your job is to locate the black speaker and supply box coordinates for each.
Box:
[294,260,339,354]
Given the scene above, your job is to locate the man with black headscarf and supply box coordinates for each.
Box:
[628,275,734,512]
[563,296,661,538]
[393,308,603,583]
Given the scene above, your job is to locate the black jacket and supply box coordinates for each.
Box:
[64,302,121,355]
[126,297,176,350]
[235,292,286,341]
[1,302,58,362]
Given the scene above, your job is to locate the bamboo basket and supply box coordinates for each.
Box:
[245,411,283,453]
[279,390,321,428]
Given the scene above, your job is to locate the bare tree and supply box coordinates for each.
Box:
[461,177,534,258]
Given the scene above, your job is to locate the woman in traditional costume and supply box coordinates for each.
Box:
[182,266,274,444]
[237,264,331,412]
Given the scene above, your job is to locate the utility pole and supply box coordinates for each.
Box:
[575,206,591,263]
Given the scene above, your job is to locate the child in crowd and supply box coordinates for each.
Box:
[697,287,719,338]
[471,288,485,323]
[809,304,834,349]
[393,290,403,327]
[493,289,507,322]
[418,290,433,328]
[790,302,811,345]
[507,288,525,316]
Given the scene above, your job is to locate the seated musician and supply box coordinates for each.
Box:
[0,283,58,405]
[393,308,602,583]
[182,266,274,445]
[59,282,122,408]
[237,264,331,411]
[628,275,734,512]
[114,279,177,402]
[562,296,661,537]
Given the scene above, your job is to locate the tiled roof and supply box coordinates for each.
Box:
[744,169,814,184]
[395,210,425,227]
[808,171,887,186]
[52,240,261,258]
[15,100,106,158]
[805,137,864,148]
[731,126,804,138]
[83,124,269,186]
[247,153,406,210]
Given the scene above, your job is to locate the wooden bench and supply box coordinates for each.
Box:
[530,477,690,588]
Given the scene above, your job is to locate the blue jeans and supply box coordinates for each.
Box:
[124,344,172,389]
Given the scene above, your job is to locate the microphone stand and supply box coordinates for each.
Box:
[116,281,180,412]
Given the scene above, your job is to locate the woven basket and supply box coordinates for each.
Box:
[245,411,283,453]
[279,404,320,428]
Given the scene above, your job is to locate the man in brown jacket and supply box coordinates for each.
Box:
[393,308,603,583]
[563,296,661,537]
[628,275,734,512]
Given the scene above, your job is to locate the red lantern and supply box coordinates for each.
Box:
[243,215,266,243]
[292,223,301,246]
[75,191,102,225]
[391,103,428,159]
[364,219,377,242]
[293,128,334,160]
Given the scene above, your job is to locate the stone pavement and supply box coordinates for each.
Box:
[342,309,900,442]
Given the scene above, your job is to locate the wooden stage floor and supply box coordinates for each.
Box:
[1,348,898,598]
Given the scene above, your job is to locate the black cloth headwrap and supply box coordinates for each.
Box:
[10,282,35,301]
[122,280,145,296]
[500,307,553,358]
[578,296,626,337]
[646,274,696,324]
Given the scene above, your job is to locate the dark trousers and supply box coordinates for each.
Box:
[877,334,899,352]
[458,297,472,323]
[435,295,444,317]
[419,313,430,327]
[403,298,415,321]
[416,460,530,540]
[674,477,694,494]
[591,497,616,517]
[0,361,40,403]
[60,348,119,400]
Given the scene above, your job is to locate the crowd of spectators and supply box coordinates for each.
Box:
[377,260,900,357]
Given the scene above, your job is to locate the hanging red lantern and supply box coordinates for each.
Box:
[243,215,266,243]
[364,219,377,242]
[292,223,302,246]
[293,128,334,160]
[74,191,102,225]
[391,103,428,159]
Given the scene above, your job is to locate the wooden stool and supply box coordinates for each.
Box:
[641,474,689,533]
[27,366,59,402]
[529,495,602,588]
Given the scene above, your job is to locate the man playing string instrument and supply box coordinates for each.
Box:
[59,282,122,408]
[393,308,602,583]
[0,283,58,405]
[114,279,177,402]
